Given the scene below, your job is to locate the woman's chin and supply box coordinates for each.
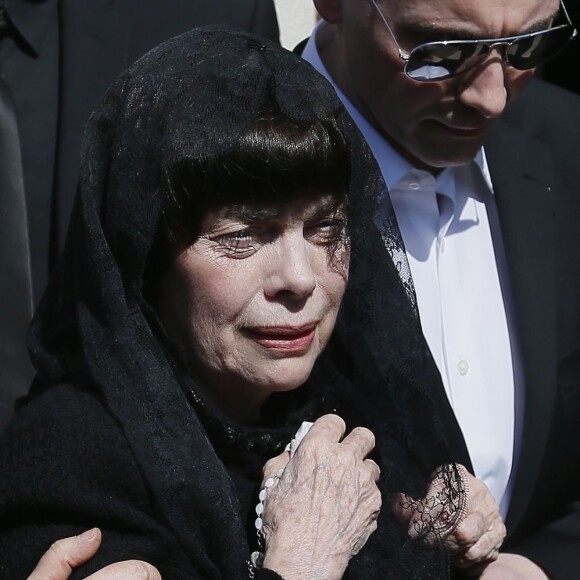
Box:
[257,360,316,395]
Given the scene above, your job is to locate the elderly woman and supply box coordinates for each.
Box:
[0,28,502,579]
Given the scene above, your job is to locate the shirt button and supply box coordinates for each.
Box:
[457,360,470,376]
[408,181,421,190]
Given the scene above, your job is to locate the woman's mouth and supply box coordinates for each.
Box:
[243,323,317,352]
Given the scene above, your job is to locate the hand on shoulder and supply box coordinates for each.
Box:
[27,528,161,580]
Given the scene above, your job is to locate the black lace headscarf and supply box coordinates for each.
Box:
[27,26,460,579]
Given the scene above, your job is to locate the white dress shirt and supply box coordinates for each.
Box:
[303,22,524,517]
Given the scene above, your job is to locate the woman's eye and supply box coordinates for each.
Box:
[305,219,347,244]
[215,229,258,255]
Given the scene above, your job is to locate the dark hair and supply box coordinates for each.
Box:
[159,102,351,247]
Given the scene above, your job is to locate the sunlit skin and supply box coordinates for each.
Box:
[159,194,349,423]
[314,0,559,170]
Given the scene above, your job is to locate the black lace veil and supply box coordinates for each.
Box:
[26,26,462,578]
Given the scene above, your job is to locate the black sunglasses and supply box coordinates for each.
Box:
[370,0,578,82]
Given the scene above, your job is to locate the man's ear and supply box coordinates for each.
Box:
[313,0,343,23]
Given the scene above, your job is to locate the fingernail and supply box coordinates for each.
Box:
[78,528,98,542]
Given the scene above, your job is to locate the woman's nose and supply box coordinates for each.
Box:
[264,232,317,300]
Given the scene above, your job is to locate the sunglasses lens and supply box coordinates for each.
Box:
[406,42,487,81]
[405,26,576,81]
[508,26,576,69]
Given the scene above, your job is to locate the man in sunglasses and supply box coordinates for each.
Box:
[301,0,580,577]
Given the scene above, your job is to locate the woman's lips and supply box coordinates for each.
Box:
[243,324,317,352]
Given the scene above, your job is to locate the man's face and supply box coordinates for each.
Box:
[316,0,559,169]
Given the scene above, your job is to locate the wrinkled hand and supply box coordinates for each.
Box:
[477,553,549,579]
[447,470,506,575]
[27,528,162,580]
[260,414,381,580]
[393,465,505,575]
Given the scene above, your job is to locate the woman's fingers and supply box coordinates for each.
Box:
[453,509,504,550]
[261,414,357,483]
[364,458,381,482]
[340,426,376,459]
[262,450,291,483]
[300,414,346,444]
[28,528,102,579]
[453,517,505,569]
[447,472,505,564]
[390,492,416,526]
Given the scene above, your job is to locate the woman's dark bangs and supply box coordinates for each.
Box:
[161,109,351,247]
[229,112,351,201]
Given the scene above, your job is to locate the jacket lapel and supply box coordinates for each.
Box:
[485,119,557,534]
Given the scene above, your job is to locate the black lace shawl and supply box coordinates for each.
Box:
[21,26,459,578]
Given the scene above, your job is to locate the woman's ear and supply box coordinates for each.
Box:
[313,0,344,23]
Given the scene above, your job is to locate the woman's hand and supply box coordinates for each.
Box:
[446,470,506,574]
[259,414,381,580]
[27,528,161,580]
[393,465,506,575]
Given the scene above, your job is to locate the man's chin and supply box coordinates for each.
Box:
[409,139,485,171]
[395,135,484,174]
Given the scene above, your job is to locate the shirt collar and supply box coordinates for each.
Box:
[1,0,54,56]
[302,22,493,196]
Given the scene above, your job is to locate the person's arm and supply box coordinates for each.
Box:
[27,528,161,580]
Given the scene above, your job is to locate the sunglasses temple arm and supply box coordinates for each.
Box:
[560,0,575,27]
[369,0,410,61]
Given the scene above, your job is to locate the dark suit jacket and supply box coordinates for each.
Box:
[478,78,580,577]
[0,0,279,430]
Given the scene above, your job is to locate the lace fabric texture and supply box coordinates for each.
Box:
[397,464,470,542]
[23,26,465,578]
[376,174,419,314]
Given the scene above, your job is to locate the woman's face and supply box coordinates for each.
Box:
[159,193,349,421]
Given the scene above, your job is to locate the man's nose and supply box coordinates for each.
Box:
[456,53,508,119]
[264,233,317,300]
